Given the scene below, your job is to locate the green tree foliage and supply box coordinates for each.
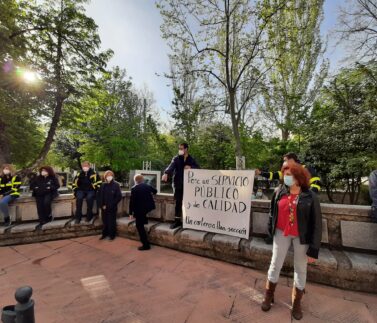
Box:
[10,0,112,172]
[67,68,169,173]
[260,0,328,140]
[338,0,377,60]
[157,0,286,159]
[303,62,377,204]
[171,87,203,144]
[0,0,43,166]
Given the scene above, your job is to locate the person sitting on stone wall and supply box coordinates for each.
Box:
[30,166,60,229]
[0,164,22,227]
[71,161,101,224]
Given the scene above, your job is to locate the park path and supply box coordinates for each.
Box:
[0,236,376,323]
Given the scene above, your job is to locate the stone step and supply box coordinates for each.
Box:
[117,221,377,294]
[1,217,376,293]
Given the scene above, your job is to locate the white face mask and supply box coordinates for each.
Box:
[3,169,10,175]
[178,149,185,156]
[82,167,90,172]
[41,171,48,176]
[106,176,113,182]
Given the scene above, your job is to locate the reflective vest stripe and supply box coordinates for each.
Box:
[309,177,321,184]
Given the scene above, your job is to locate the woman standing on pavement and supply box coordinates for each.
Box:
[98,170,122,241]
[30,166,60,229]
[261,162,322,320]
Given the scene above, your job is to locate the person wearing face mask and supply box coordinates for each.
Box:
[129,174,157,250]
[255,152,321,193]
[30,166,60,229]
[162,143,200,229]
[0,164,22,227]
[97,170,122,240]
[71,161,102,224]
[261,162,322,320]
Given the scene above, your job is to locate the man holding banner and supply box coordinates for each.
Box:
[162,143,199,229]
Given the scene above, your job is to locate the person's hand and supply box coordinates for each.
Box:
[184,165,191,170]
[129,214,134,219]
[255,169,261,176]
[102,205,106,210]
[47,186,51,190]
[308,257,316,264]
[162,174,168,182]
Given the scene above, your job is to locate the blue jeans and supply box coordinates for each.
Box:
[0,195,17,220]
[75,190,96,221]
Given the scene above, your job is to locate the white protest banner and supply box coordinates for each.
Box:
[182,169,254,239]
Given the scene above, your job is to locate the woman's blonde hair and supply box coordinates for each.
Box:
[1,164,15,176]
[103,170,115,181]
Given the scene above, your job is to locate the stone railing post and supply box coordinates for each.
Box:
[1,286,35,323]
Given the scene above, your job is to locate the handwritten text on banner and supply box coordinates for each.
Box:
[182,169,255,239]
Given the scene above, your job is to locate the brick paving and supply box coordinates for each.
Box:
[0,236,376,323]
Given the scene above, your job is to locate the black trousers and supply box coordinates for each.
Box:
[102,208,117,239]
[35,194,53,225]
[75,190,95,221]
[135,215,150,247]
[174,187,184,221]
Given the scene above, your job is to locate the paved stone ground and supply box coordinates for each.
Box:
[0,236,376,323]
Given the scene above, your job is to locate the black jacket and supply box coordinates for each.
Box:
[98,181,122,210]
[164,155,199,189]
[30,175,60,197]
[268,185,322,259]
[0,174,22,197]
[129,183,157,222]
[72,168,101,192]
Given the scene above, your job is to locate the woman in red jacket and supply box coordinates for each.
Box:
[261,162,322,320]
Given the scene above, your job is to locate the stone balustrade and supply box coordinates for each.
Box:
[1,192,377,252]
[1,192,376,293]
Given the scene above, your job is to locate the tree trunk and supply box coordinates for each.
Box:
[76,156,82,170]
[229,90,242,159]
[0,119,11,165]
[355,176,361,204]
[20,11,65,176]
[281,128,290,141]
[325,184,335,203]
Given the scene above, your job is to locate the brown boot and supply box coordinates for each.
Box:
[291,287,305,320]
[261,280,277,311]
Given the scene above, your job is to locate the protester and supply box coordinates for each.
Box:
[129,174,157,250]
[261,162,322,320]
[30,166,60,229]
[162,143,199,229]
[0,164,22,227]
[98,170,122,241]
[256,152,321,193]
[369,170,377,223]
[71,161,101,224]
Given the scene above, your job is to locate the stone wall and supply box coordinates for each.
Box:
[1,193,376,293]
[2,192,377,252]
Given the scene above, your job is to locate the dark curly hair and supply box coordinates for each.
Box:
[39,166,56,177]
